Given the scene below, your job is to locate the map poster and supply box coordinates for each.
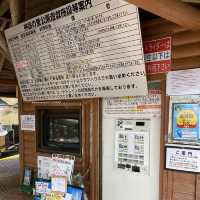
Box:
[144,37,171,74]
[172,103,200,142]
[5,0,147,101]
[166,145,200,173]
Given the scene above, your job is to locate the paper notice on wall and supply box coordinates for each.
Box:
[21,115,35,131]
[166,145,200,173]
[167,68,200,96]
[115,119,150,175]
[103,81,161,117]
[104,94,161,117]
[5,0,147,101]
[144,37,171,74]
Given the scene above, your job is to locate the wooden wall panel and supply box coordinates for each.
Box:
[25,0,74,20]
[172,56,200,70]
[173,31,200,46]
[172,42,200,59]
[19,99,100,200]
[141,18,200,200]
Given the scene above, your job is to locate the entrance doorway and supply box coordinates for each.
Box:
[0,97,29,199]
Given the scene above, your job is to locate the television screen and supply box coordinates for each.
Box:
[48,117,80,146]
[37,108,81,155]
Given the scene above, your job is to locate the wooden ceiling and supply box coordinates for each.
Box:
[182,0,200,3]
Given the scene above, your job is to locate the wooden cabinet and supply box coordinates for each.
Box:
[19,99,100,200]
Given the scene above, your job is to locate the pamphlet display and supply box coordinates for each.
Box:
[35,181,50,195]
[35,154,84,200]
[23,167,33,186]
[51,176,67,194]
[38,156,52,180]
[5,0,147,101]
[50,154,75,184]
[166,145,200,173]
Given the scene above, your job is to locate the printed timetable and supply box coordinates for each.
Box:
[5,0,147,101]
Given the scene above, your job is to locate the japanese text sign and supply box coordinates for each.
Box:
[144,37,171,74]
[5,0,147,101]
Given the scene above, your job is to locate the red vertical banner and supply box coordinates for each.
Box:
[143,37,172,74]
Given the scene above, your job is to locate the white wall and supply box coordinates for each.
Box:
[102,102,161,200]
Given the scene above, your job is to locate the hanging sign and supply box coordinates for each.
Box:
[166,145,200,173]
[167,68,200,96]
[144,37,171,74]
[5,0,147,101]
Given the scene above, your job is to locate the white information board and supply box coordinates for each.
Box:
[167,68,200,96]
[5,0,147,101]
[166,145,200,173]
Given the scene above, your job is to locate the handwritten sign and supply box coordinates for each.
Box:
[167,68,200,96]
[5,0,147,101]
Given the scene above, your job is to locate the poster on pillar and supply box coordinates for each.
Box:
[144,37,171,74]
[5,0,147,101]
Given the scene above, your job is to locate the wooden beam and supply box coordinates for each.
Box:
[0,0,9,17]
[7,0,25,25]
[0,79,17,85]
[0,54,5,72]
[182,0,200,3]
[0,17,10,31]
[128,0,200,30]
[0,33,11,61]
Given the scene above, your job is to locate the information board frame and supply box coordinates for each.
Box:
[165,145,200,173]
[5,0,148,101]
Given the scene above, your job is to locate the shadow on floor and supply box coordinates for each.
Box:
[0,155,32,200]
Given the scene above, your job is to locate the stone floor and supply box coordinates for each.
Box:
[0,155,32,200]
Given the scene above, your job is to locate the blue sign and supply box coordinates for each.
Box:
[172,103,200,142]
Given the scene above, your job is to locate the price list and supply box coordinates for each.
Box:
[5,0,147,101]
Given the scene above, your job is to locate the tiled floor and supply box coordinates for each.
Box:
[0,155,32,200]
